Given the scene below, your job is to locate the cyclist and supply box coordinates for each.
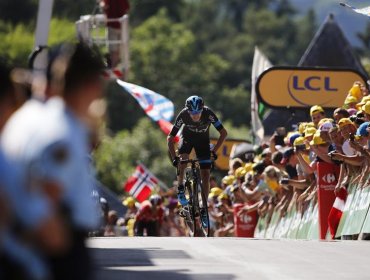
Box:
[134,195,164,236]
[167,96,227,225]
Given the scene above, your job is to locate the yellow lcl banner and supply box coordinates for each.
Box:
[210,138,248,171]
[256,67,367,108]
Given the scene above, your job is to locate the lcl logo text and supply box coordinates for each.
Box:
[292,76,338,92]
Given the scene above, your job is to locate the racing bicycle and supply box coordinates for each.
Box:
[177,158,211,237]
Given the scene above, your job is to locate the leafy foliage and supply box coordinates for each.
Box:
[0,18,76,66]
[0,0,37,25]
[93,118,174,193]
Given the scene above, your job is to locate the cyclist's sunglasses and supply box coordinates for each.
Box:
[188,109,203,115]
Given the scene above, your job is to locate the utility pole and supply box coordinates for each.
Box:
[34,0,54,48]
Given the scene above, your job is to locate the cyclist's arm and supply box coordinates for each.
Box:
[209,110,227,153]
[213,128,227,153]
[167,114,183,160]
[167,135,177,160]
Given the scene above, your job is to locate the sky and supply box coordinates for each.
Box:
[291,0,369,47]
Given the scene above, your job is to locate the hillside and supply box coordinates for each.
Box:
[291,0,369,46]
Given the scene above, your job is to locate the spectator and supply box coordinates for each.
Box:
[310,105,325,128]
[337,118,357,156]
[333,108,350,123]
[280,148,298,179]
[161,198,185,237]
[318,120,334,144]
[229,158,243,175]
[361,101,370,122]
[329,126,344,154]
[104,210,118,236]
[344,95,358,110]
[356,96,370,110]
[122,196,138,222]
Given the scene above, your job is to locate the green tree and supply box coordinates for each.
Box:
[0,0,37,25]
[0,21,34,65]
[275,0,296,17]
[53,0,94,20]
[0,18,76,66]
[130,0,185,26]
[242,8,299,64]
[93,118,174,193]
[110,9,230,131]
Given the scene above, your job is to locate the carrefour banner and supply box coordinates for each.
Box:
[256,67,367,108]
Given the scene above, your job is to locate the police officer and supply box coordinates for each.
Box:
[2,42,105,279]
[0,58,65,280]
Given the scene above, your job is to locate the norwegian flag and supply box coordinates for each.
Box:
[117,79,174,122]
[328,187,348,239]
[123,165,158,202]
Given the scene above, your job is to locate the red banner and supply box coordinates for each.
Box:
[317,162,340,239]
[233,203,258,237]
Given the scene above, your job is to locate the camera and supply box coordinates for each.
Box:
[294,144,306,152]
[349,133,355,142]
[276,127,287,136]
[328,150,336,158]
[350,115,365,126]
[279,178,289,185]
[274,127,287,146]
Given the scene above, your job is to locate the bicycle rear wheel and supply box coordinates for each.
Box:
[182,181,196,237]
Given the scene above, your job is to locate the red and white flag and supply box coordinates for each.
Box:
[123,165,158,202]
[157,119,179,142]
[328,187,348,239]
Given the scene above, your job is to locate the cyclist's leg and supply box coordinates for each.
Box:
[177,139,193,206]
[135,221,144,236]
[194,140,211,198]
[147,221,159,236]
[177,152,189,206]
[177,153,188,187]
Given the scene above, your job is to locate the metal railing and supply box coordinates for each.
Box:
[76,14,130,78]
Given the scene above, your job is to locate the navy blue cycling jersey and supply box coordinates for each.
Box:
[169,106,224,139]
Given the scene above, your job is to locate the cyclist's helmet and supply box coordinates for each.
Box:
[185,95,204,115]
[149,194,162,206]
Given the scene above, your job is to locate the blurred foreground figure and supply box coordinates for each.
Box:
[0,58,60,280]
[1,42,105,280]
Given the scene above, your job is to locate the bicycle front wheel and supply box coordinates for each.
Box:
[183,181,196,237]
[197,183,210,237]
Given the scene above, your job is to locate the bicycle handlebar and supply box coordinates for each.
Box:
[176,157,216,175]
[179,157,215,164]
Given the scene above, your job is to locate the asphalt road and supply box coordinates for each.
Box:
[88,237,370,280]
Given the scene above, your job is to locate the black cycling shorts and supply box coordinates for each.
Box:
[178,137,211,169]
